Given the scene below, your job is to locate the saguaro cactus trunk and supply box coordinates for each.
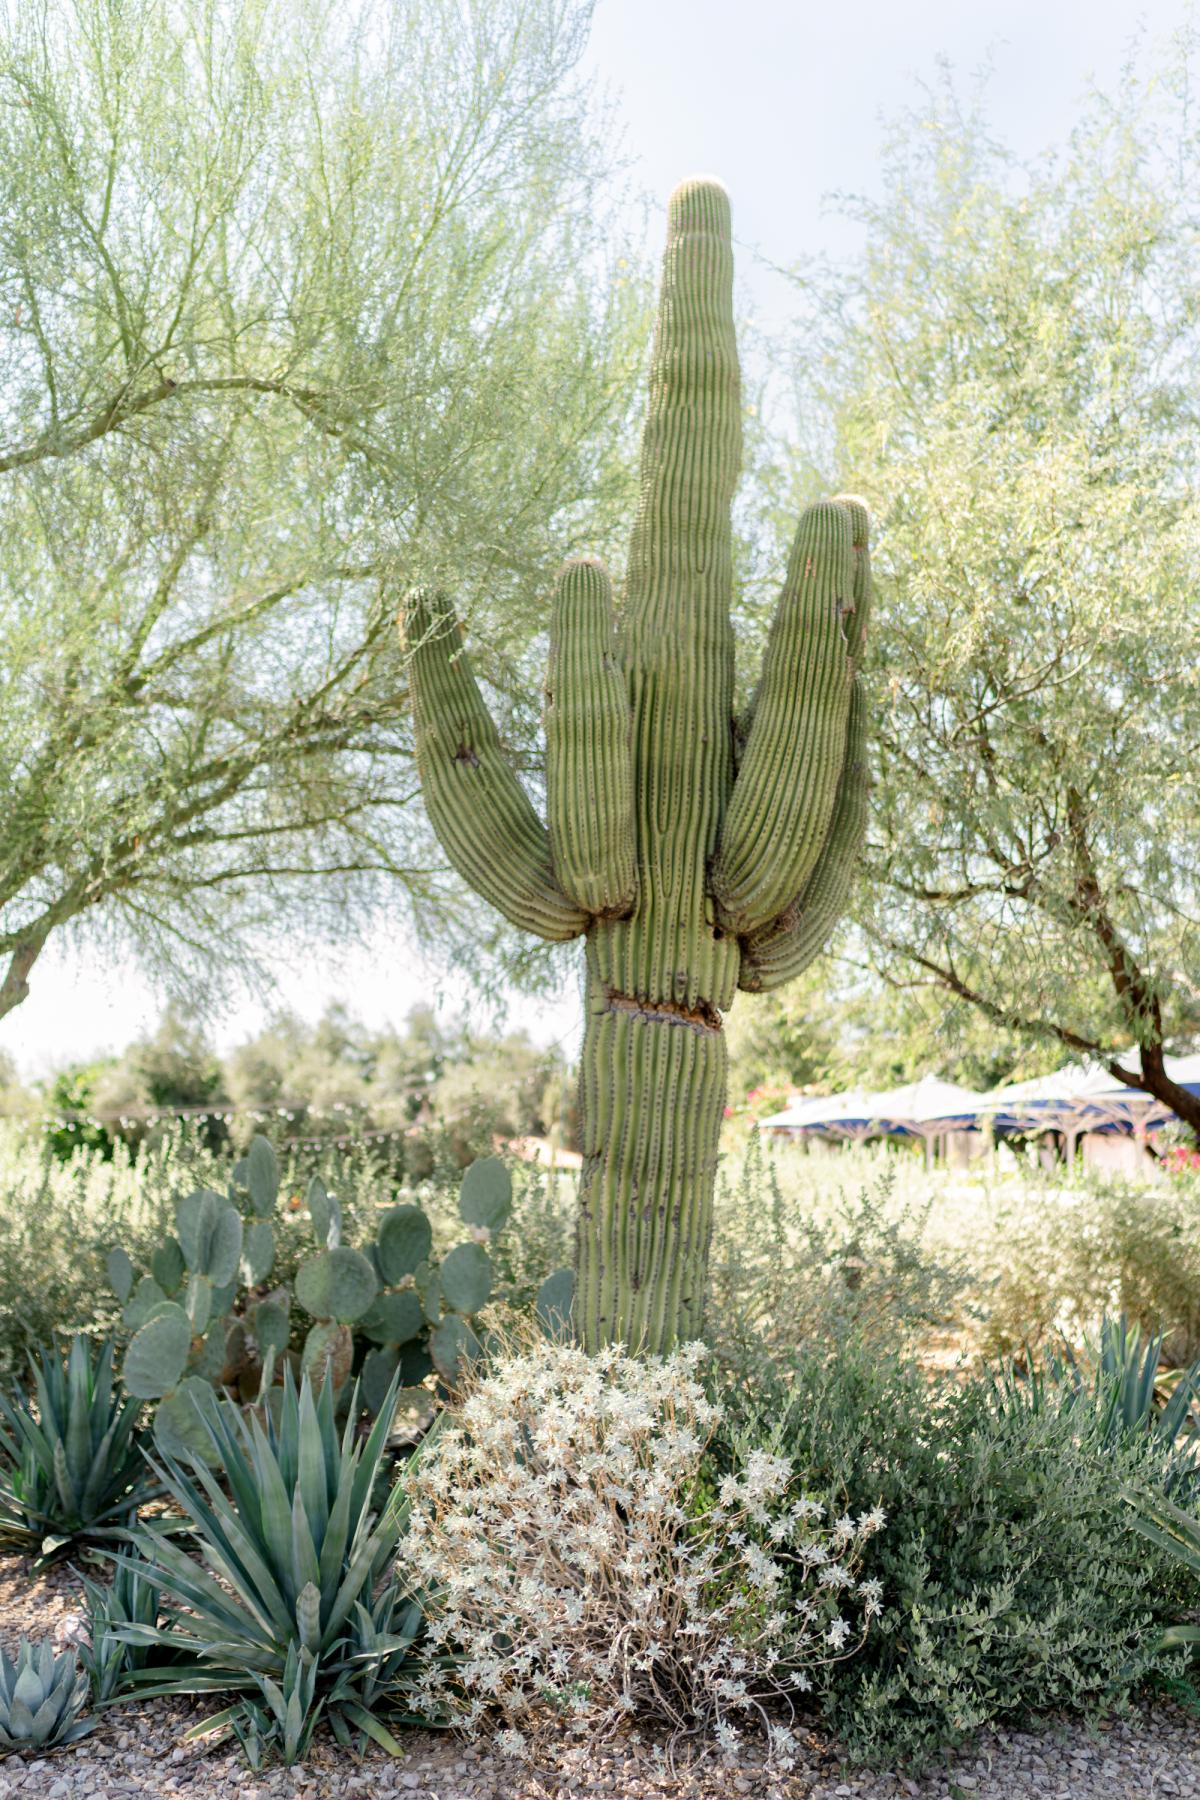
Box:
[404,179,872,1354]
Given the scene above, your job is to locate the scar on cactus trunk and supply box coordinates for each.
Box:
[403,179,872,1355]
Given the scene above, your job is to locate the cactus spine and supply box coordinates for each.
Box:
[405,179,872,1354]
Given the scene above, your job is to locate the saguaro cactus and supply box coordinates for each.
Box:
[404,179,872,1354]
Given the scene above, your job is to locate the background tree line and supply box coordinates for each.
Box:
[0,1003,578,1171]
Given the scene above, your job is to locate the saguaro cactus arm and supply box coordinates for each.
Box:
[737,496,873,988]
[739,681,869,991]
[545,558,637,918]
[404,589,588,942]
[712,498,863,937]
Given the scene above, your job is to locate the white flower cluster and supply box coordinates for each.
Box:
[400,1340,883,1764]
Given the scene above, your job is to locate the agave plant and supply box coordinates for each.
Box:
[994,1315,1200,1494]
[1129,1491,1200,1655]
[0,1335,154,1563]
[0,1640,94,1752]
[111,1368,435,1761]
[230,1645,323,1769]
[78,1546,168,1704]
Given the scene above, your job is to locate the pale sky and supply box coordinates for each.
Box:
[4,0,1191,1078]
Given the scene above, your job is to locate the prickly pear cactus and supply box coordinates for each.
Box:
[404,179,872,1354]
[109,1136,558,1440]
[115,1173,249,1456]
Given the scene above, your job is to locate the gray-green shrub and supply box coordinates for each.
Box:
[713,1333,1196,1770]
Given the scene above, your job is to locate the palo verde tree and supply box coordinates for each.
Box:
[406,181,872,1352]
[791,58,1200,1134]
[0,0,644,1025]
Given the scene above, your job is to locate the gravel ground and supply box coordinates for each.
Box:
[2,1552,1198,1798]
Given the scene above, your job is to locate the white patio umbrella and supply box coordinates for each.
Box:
[760,1074,988,1164]
[979,1051,1200,1156]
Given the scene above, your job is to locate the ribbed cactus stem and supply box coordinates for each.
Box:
[737,493,873,992]
[546,559,637,917]
[405,589,587,942]
[739,682,869,991]
[713,500,856,935]
[576,945,724,1351]
[403,181,874,1357]
[593,177,742,1017]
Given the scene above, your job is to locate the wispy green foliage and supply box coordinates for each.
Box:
[790,47,1200,1130]
[0,0,647,1024]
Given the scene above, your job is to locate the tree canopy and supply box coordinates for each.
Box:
[791,51,1200,1130]
[0,0,646,1025]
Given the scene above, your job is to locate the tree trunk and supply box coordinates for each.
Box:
[0,936,45,1023]
[1108,1049,1200,1146]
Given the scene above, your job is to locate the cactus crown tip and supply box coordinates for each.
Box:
[667,176,731,236]
[830,492,872,546]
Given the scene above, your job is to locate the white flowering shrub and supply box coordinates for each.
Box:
[402,1340,883,1762]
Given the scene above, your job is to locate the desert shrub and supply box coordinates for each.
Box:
[712,1331,1197,1770]
[402,1339,883,1764]
[725,1139,1200,1366]
[967,1172,1200,1363]
[0,1123,221,1374]
[990,1314,1200,1499]
[707,1134,971,1380]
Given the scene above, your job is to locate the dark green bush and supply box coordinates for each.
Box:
[713,1332,1196,1771]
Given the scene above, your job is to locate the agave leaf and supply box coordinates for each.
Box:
[297,1381,330,1548]
[296,1582,322,1656]
[322,1524,395,1650]
[339,1699,406,1756]
[7,1694,36,1738]
[245,1418,300,1605]
[315,1460,355,1607]
[149,1451,294,1646]
[115,1539,254,1644]
[64,1343,92,1491]
[291,1486,321,1594]
[80,1413,122,1519]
